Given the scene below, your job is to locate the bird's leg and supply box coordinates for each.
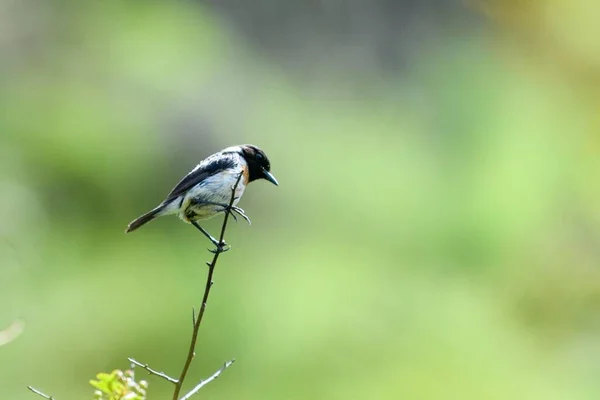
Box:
[191,221,229,252]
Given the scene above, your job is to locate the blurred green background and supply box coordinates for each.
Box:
[2,0,600,398]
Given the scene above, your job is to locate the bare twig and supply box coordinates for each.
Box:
[27,386,55,400]
[128,357,178,384]
[179,359,235,400]
[171,173,242,400]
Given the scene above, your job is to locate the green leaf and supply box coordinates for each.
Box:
[89,379,111,394]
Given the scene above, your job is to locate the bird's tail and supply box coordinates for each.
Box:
[125,205,164,233]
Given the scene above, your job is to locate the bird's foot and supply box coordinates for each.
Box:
[201,201,251,225]
[223,205,251,225]
[208,241,230,254]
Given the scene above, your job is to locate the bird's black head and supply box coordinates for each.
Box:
[240,145,278,185]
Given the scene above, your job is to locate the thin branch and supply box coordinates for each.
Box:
[128,357,178,384]
[27,386,55,400]
[179,359,235,400]
[172,173,242,400]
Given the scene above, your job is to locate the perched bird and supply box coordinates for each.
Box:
[125,144,278,247]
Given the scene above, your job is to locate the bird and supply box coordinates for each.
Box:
[125,144,278,248]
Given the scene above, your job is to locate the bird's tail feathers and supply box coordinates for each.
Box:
[125,205,165,233]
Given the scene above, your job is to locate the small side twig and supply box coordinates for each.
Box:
[179,359,235,400]
[128,357,178,384]
[171,173,243,400]
[27,386,55,400]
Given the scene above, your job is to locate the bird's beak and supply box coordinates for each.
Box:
[262,169,279,186]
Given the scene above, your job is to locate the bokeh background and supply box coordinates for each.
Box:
[2,0,600,398]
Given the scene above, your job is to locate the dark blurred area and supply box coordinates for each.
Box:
[2,0,600,399]
[203,0,478,73]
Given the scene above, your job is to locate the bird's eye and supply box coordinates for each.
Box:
[256,153,264,161]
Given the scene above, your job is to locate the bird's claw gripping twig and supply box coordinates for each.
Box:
[213,203,251,225]
[202,201,252,225]
[229,206,251,225]
[208,242,230,254]
[204,233,229,253]
[217,205,251,225]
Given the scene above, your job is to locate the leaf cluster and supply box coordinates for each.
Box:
[90,369,148,400]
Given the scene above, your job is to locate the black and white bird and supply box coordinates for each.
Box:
[125,144,278,247]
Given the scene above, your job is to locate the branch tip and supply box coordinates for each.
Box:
[27,386,55,400]
[178,359,236,400]
[128,358,178,384]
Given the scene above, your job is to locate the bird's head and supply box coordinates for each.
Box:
[239,144,278,186]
